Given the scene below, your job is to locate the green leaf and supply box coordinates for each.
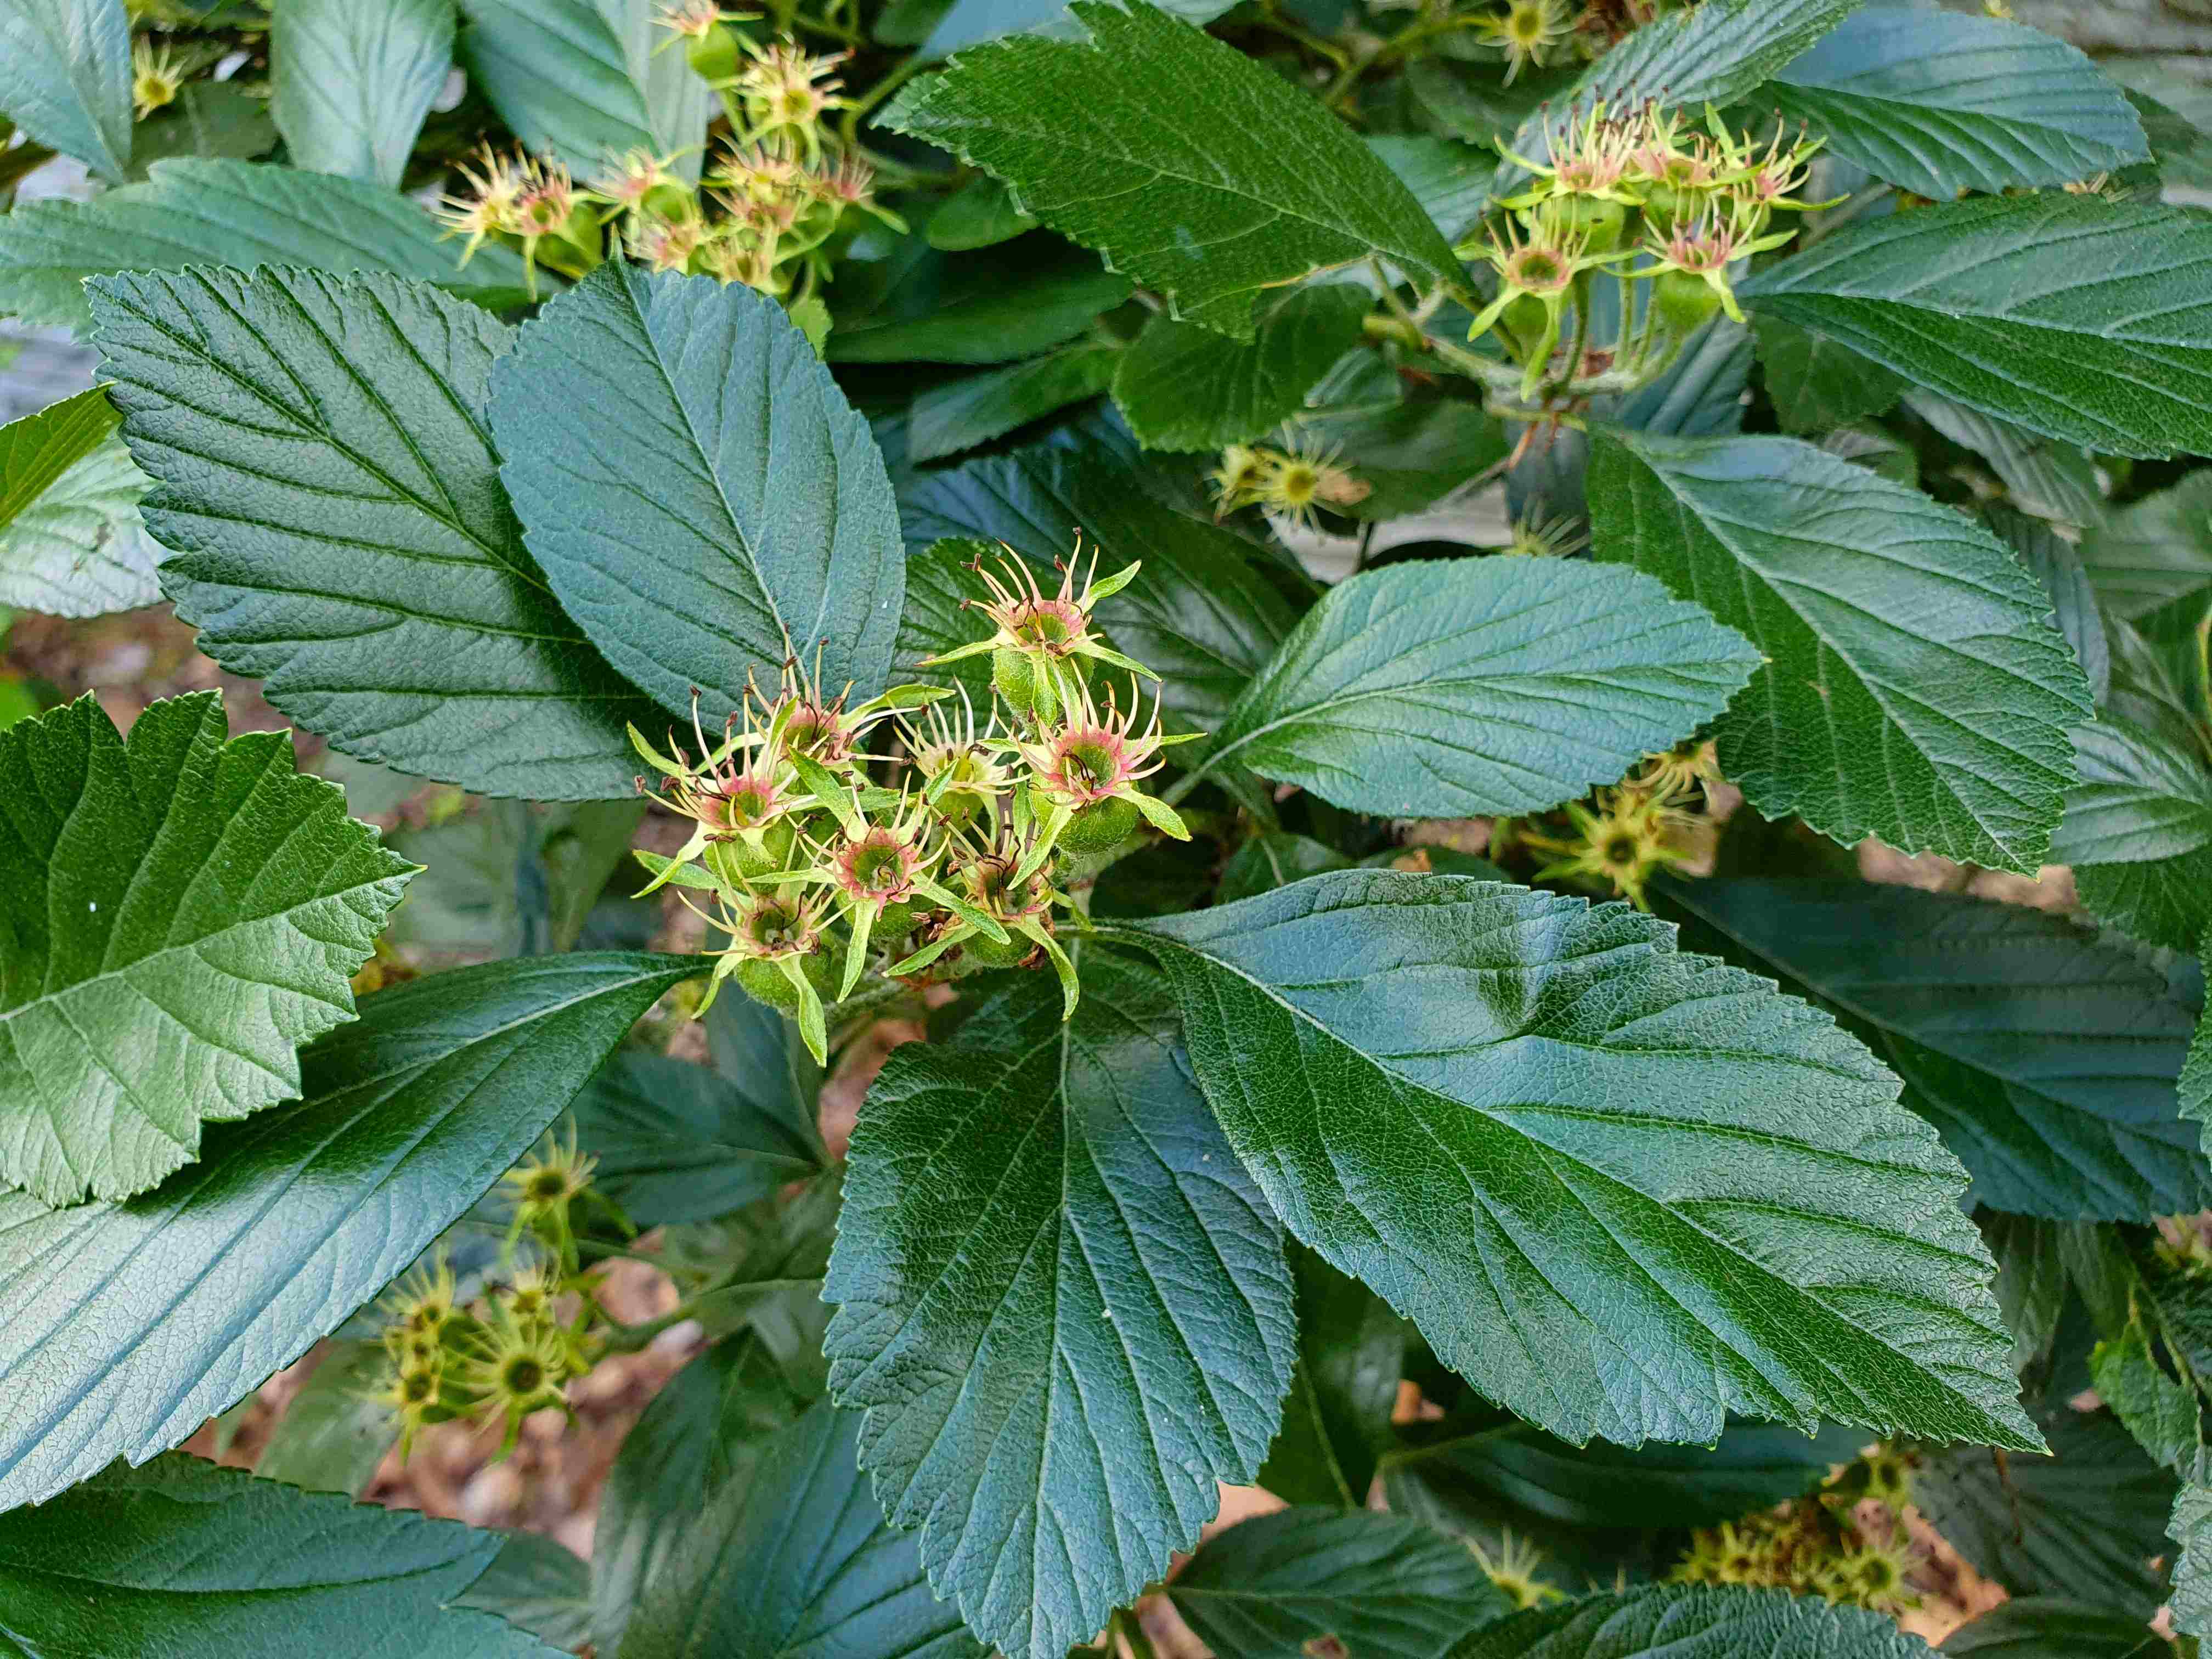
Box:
[884,1,1462,339]
[1111,871,2041,1451]
[492,263,905,725]
[458,0,710,182]
[0,692,412,1204]
[1985,504,2109,704]
[88,264,659,800]
[0,385,159,617]
[910,342,1120,462]
[2052,714,2212,952]
[1194,556,1760,819]
[1454,1584,1932,1659]
[573,1048,825,1228]
[1918,1408,2178,1618]
[926,174,1037,250]
[385,798,647,962]
[615,1398,983,1659]
[1942,1599,2169,1659]
[1383,1417,1865,1589]
[2173,1481,2212,1640]
[1500,0,1864,195]
[1739,194,2212,459]
[1590,428,2094,872]
[680,1172,840,1387]
[1661,879,2212,1223]
[594,1334,807,1656]
[1258,1244,1405,1508]
[920,0,1235,64]
[252,1340,398,1496]
[896,442,1301,733]
[0,1454,563,1656]
[1905,392,2103,527]
[1113,284,1371,452]
[270,0,456,188]
[2188,935,2211,1159]
[1753,315,1905,436]
[822,958,1297,1659]
[1982,1212,2068,1379]
[1166,1508,1511,1659]
[126,82,278,176]
[704,986,828,1162]
[1768,8,2147,200]
[0,0,131,180]
[0,950,697,1514]
[828,234,1131,364]
[1219,834,1353,910]
[0,159,531,331]
[1294,363,1508,521]
[2079,471,2212,648]
[2090,1319,2203,1475]
[456,1532,594,1656]
[1370,135,1495,246]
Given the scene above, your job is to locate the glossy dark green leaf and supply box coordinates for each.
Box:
[1501,0,1863,194]
[2173,1480,2212,1640]
[592,1333,807,1656]
[1916,1408,2177,1618]
[0,1454,561,1656]
[493,263,904,725]
[0,692,413,1204]
[823,958,1297,1659]
[1112,285,1371,452]
[1753,315,1904,435]
[270,0,454,188]
[884,1,1461,338]
[1383,1417,1866,1590]
[2053,714,2212,952]
[1113,872,2040,1452]
[2079,471,2212,648]
[910,342,1120,464]
[0,384,160,617]
[0,0,131,179]
[1985,504,2109,704]
[616,1398,983,1659]
[1258,1244,1404,1508]
[1942,1599,2169,1659]
[0,951,698,1514]
[1769,7,2146,199]
[1167,1508,1511,1659]
[458,0,709,182]
[1452,1584,1931,1659]
[1192,557,1759,819]
[1740,194,2212,459]
[1663,879,2211,1222]
[252,1340,398,1496]
[89,264,659,800]
[0,160,531,331]
[573,1048,823,1228]
[456,1531,594,1655]
[1591,428,2094,872]
[829,234,1131,364]
[895,442,1301,733]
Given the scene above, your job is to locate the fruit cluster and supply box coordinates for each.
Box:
[631,544,1193,1060]
[1671,1448,1922,1617]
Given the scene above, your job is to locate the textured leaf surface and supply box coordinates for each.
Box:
[270,0,454,187]
[456,1532,594,1655]
[1114,872,2040,1452]
[0,0,130,179]
[0,159,529,330]
[1256,1245,1404,1508]
[1166,1508,1510,1659]
[1666,879,2212,1222]
[884,1,1461,338]
[2173,1481,2212,1640]
[573,1048,824,1228]
[0,693,411,1204]
[617,1400,981,1659]
[823,958,1296,1659]
[0,952,697,1514]
[1985,505,2108,703]
[920,0,1233,56]
[493,263,904,724]
[1197,556,1759,819]
[1502,0,1863,194]
[1942,1599,2169,1659]
[1591,429,2092,871]
[1112,284,1370,451]
[0,385,159,617]
[90,264,659,800]
[1754,314,1905,435]
[1770,7,2146,200]
[0,1455,561,1657]
[1739,195,2212,459]
[2052,715,2212,952]
[2079,471,2212,646]
[1916,1409,2176,1618]
[910,342,1119,463]
[827,234,1130,364]
[1453,1584,1933,1659]
[458,0,709,180]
